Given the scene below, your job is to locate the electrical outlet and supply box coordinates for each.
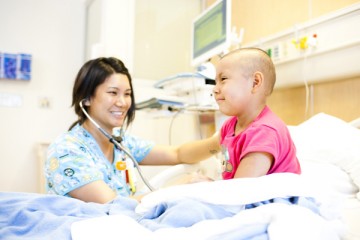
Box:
[272,43,281,61]
[39,97,51,109]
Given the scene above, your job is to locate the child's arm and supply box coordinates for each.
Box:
[233,152,273,178]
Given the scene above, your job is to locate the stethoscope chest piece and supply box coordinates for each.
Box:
[112,127,124,143]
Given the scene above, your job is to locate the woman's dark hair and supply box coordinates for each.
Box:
[69,57,136,130]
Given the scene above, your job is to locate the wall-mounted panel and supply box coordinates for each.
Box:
[244,3,360,89]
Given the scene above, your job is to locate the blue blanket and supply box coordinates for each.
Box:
[0,191,318,240]
[139,198,236,230]
[0,192,137,240]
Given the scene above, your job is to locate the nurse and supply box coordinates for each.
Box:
[45,57,220,203]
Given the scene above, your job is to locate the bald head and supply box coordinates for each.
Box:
[222,48,276,95]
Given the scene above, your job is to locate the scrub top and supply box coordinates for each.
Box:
[45,124,154,197]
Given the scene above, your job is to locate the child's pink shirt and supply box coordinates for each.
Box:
[220,106,301,179]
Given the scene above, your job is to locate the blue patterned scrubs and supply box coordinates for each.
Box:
[45,124,154,197]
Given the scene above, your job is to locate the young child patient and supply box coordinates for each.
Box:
[186,47,301,183]
[214,47,300,179]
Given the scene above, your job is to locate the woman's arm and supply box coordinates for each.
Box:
[140,132,221,166]
[68,180,117,203]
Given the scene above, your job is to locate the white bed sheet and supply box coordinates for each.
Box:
[72,113,360,240]
[289,112,360,240]
[72,173,345,240]
[341,197,360,240]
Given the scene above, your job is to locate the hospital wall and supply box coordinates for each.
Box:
[0,0,85,193]
[234,0,360,125]
[208,0,360,125]
[0,0,203,194]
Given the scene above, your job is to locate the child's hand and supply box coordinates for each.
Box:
[187,171,214,184]
[163,171,214,187]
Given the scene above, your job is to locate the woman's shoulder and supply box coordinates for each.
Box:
[121,132,155,159]
[48,124,90,150]
[122,132,154,148]
[47,125,100,163]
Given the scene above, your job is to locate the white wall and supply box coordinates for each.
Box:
[133,0,201,80]
[0,0,85,193]
[86,0,135,71]
[0,0,205,193]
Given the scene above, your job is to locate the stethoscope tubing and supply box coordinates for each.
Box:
[79,99,155,192]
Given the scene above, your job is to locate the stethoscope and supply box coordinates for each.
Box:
[79,99,155,192]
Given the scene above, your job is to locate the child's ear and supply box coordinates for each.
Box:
[252,72,263,92]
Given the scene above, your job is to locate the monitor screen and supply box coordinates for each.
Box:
[191,0,231,67]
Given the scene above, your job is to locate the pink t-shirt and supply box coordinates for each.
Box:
[220,106,301,179]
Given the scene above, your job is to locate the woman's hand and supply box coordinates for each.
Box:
[130,193,148,202]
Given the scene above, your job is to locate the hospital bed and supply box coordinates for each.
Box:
[1,112,360,240]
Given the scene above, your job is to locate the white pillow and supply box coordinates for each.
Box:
[288,113,360,199]
[300,161,358,196]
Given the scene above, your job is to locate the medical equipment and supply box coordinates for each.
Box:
[191,0,232,67]
[79,99,155,192]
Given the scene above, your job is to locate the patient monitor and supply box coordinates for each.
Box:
[191,0,232,67]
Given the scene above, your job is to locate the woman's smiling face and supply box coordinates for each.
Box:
[87,73,132,133]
